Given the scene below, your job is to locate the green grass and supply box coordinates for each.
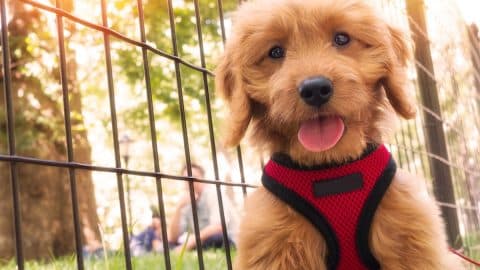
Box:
[0,250,234,270]
[463,232,480,262]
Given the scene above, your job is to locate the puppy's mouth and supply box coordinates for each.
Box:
[297,115,345,152]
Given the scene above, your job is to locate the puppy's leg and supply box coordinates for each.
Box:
[234,187,327,270]
[371,170,464,270]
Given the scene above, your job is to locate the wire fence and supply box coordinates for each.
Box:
[1,0,479,269]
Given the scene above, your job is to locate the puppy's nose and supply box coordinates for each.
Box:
[299,76,333,107]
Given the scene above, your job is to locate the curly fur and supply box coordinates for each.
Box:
[216,0,463,269]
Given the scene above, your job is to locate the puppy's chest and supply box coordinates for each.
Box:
[262,145,396,270]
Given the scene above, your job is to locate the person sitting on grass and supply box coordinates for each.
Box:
[168,163,237,252]
[130,209,163,256]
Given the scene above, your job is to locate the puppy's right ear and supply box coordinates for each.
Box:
[383,26,417,119]
[215,49,252,147]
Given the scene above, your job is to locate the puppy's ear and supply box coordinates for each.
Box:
[215,48,252,147]
[383,25,416,119]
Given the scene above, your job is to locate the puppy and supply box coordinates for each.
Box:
[216,0,462,269]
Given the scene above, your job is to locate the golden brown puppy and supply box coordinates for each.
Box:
[216,0,463,269]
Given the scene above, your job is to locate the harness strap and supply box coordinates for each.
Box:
[262,145,396,270]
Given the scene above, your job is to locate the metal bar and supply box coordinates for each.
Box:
[216,0,227,44]
[393,144,480,178]
[406,0,462,248]
[413,119,429,179]
[125,172,133,235]
[55,0,84,267]
[467,24,480,96]
[0,0,24,268]
[394,135,404,168]
[405,121,418,174]
[467,24,480,156]
[412,83,430,180]
[413,54,480,105]
[99,1,132,269]
[192,0,233,268]
[0,155,257,188]
[448,71,480,229]
[215,0,248,198]
[419,106,471,140]
[0,152,478,214]
[18,0,213,76]
[400,0,480,91]
[413,50,480,128]
[135,0,172,268]
[467,23,480,61]
[166,0,205,267]
[436,202,479,212]
[443,134,471,247]
[236,147,247,197]
[399,124,412,172]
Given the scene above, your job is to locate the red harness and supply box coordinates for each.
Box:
[262,144,396,270]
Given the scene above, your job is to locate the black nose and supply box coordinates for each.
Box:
[299,76,333,107]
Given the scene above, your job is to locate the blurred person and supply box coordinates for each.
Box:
[130,209,164,256]
[168,163,237,251]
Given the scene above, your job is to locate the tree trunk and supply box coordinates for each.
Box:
[406,0,462,248]
[0,0,100,261]
[468,24,480,96]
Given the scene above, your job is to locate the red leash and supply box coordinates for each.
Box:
[449,247,480,267]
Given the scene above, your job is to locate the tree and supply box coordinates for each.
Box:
[114,0,237,134]
[0,0,100,261]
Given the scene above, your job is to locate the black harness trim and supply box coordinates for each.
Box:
[262,146,397,270]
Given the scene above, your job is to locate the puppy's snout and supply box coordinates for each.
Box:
[299,76,333,107]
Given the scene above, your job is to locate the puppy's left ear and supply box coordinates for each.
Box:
[215,47,252,147]
[382,25,416,119]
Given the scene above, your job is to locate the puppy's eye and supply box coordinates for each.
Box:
[268,46,285,59]
[333,32,351,47]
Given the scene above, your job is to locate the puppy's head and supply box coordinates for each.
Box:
[216,0,415,165]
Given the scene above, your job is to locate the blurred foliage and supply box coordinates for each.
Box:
[63,0,244,250]
[111,0,233,134]
[2,2,68,154]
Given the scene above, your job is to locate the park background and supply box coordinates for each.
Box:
[0,0,480,269]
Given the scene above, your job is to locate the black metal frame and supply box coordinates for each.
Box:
[1,0,23,268]
[0,1,253,269]
[1,0,479,269]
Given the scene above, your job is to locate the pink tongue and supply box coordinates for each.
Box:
[298,116,345,152]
